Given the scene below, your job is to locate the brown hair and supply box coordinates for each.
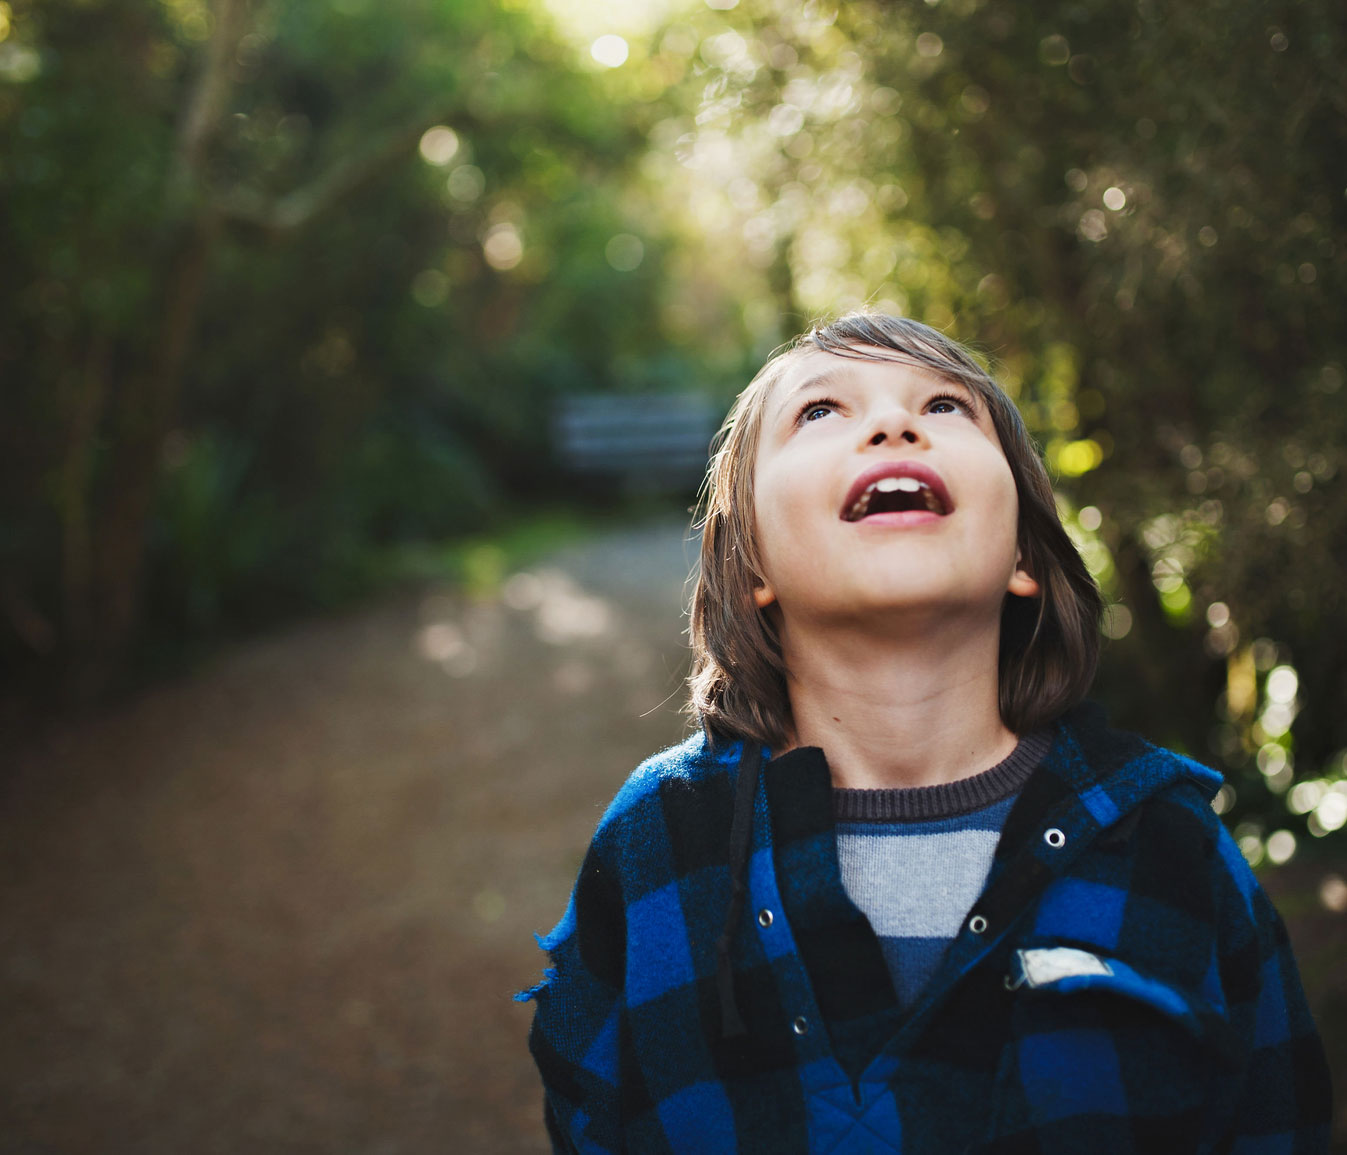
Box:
[687,312,1102,746]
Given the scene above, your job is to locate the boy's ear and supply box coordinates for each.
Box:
[1007,550,1040,599]
[752,577,777,609]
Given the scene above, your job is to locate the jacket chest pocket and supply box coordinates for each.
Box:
[986,947,1228,1154]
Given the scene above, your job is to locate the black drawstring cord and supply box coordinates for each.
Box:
[716,739,762,1038]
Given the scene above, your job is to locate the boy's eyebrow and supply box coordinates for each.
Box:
[770,366,852,422]
[770,360,983,423]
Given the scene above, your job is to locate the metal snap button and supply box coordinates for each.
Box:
[792,1016,809,1036]
[968,915,988,934]
[1044,827,1066,849]
[757,908,773,928]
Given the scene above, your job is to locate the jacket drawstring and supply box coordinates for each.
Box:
[716,740,762,1038]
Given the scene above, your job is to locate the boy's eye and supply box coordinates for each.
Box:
[927,394,972,417]
[797,398,840,424]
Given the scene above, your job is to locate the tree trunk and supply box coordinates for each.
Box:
[62,0,245,699]
[70,213,220,701]
[59,331,112,656]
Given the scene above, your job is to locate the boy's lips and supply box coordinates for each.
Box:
[840,461,953,522]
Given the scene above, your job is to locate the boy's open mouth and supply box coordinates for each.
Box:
[841,464,952,521]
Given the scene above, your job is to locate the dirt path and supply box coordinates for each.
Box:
[1,518,698,1154]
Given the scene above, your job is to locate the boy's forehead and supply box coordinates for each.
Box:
[766,346,961,414]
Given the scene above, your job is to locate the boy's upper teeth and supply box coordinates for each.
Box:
[872,476,924,494]
[844,472,946,520]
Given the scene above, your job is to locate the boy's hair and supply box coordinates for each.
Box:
[688,312,1103,746]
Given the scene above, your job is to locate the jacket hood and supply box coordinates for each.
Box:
[1040,700,1223,825]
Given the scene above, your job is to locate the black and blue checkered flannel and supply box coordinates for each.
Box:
[521,704,1332,1153]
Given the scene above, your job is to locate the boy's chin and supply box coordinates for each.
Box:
[786,589,1009,634]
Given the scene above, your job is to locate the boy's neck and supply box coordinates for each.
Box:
[777,619,1017,790]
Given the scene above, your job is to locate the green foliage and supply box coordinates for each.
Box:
[150,432,277,633]
[611,0,1346,856]
[2,0,1345,853]
[0,0,682,688]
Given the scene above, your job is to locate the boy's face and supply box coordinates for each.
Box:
[751,349,1039,633]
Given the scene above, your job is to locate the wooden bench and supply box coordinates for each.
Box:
[552,394,721,491]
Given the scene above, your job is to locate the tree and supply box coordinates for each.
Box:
[0,0,675,699]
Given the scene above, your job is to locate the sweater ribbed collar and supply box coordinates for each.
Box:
[831,729,1052,822]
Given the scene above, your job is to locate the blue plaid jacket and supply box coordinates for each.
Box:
[521,705,1332,1153]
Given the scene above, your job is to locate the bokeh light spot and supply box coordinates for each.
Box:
[1265,830,1296,865]
[1101,603,1132,640]
[418,126,460,166]
[915,33,943,57]
[1289,780,1325,815]
[447,165,485,202]
[605,233,645,271]
[0,39,39,81]
[768,103,806,136]
[502,572,543,611]
[1056,438,1103,475]
[1257,744,1288,776]
[411,269,449,307]
[1078,210,1108,242]
[590,34,629,67]
[960,85,990,116]
[1159,583,1193,617]
[483,223,523,270]
[1315,791,1347,833]
[1320,875,1347,913]
[1265,666,1299,704]
[1039,35,1070,65]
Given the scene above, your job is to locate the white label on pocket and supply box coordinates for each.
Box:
[1019,947,1113,988]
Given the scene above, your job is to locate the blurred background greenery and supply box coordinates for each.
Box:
[2,0,1346,1146]
[3,0,1345,880]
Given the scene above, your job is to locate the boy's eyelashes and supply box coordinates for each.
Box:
[797,396,843,424]
[927,391,977,418]
[792,391,976,427]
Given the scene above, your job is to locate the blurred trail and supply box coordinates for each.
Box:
[0,517,697,1154]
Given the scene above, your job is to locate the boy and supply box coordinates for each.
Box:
[521,314,1331,1153]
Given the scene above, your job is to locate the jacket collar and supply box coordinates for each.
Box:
[759,701,1221,969]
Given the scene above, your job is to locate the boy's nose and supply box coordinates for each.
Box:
[869,428,920,446]
[862,406,925,449]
